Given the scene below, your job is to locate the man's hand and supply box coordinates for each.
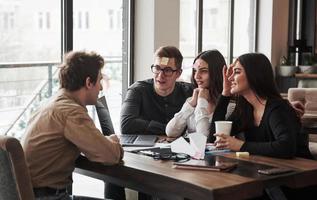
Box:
[108,134,120,143]
[290,100,305,118]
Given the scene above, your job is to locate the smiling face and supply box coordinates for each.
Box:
[193,58,209,89]
[153,57,181,96]
[228,61,250,96]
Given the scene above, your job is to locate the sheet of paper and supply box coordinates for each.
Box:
[171,133,207,159]
[189,133,207,159]
[171,137,196,157]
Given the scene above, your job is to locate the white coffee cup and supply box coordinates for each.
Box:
[215,121,232,135]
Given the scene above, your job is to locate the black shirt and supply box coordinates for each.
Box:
[211,95,312,159]
[120,79,193,135]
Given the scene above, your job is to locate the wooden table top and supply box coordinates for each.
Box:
[295,73,317,79]
[75,152,317,200]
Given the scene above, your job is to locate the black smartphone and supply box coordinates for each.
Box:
[257,168,293,175]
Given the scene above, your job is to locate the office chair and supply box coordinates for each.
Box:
[0,136,35,200]
[95,96,115,135]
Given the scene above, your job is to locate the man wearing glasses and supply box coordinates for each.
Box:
[120,46,193,135]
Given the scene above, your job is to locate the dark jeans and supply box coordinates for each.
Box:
[35,192,102,200]
[104,183,126,200]
[34,188,103,200]
[104,183,152,200]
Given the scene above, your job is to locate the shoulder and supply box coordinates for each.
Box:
[129,79,154,90]
[175,81,194,94]
[53,95,87,119]
[265,98,298,120]
[266,98,292,112]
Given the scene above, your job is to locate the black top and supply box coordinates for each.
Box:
[120,79,193,135]
[211,95,312,159]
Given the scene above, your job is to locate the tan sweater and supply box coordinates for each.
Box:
[22,89,123,189]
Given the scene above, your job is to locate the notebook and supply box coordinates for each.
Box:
[95,96,157,147]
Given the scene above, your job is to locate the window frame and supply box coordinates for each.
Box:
[195,0,258,63]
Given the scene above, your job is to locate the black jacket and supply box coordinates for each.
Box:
[211,95,312,159]
[120,79,193,135]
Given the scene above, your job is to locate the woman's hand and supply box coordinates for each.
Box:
[222,65,233,97]
[214,133,244,151]
[188,88,200,107]
[198,88,210,101]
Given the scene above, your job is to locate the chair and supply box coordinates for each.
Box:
[288,88,317,159]
[288,88,317,129]
[0,136,35,200]
[95,96,115,135]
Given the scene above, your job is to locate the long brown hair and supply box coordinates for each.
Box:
[191,50,226,103]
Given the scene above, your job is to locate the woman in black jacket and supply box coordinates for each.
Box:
[212,53,312,159]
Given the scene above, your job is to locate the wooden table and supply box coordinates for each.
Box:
[75,152,317,200]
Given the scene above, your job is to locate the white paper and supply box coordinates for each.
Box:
[171,137,196,157]
[189,133,207,159]
[171,133,207,159]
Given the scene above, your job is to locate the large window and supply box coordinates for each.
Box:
[1,0,130,137]
[202,0,230,59]
[179,0,257,82]
[179,0,197,82]
[233,0,257,58]
[73,0,123,133]
[0,0,61,137]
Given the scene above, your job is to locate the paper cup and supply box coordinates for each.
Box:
[215,121,232,135]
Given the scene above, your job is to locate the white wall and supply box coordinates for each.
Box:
[257,0,289,69]
[134,0,180,81]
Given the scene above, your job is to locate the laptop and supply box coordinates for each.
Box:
[95,96,157,147]
[119,134,157,147]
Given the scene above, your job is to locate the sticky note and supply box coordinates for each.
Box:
[236,152,249,157]
[158,57,169,65]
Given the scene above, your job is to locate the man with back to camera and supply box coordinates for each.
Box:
[22,51,123,200]
[120,46,193,135]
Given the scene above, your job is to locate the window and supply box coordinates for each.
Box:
[1,0,132,137]
[73,0,123,133]
[233,0,257,58]
[179,0,257,76]
[0,0,61,137]
[203,0,230,60]
[179,0,196,82]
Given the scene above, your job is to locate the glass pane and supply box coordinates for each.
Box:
[73,0,123,133]
[179,0,196,82]
[233,0,256,58]
[1,65,59,138]
[0,0,61,62]
[202,0,230,62]
[0,0,61,137]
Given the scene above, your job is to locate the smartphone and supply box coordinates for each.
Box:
[258,168,293,175]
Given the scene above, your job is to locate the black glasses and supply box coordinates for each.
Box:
[151,65,178,77]
[153,152,190,163]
